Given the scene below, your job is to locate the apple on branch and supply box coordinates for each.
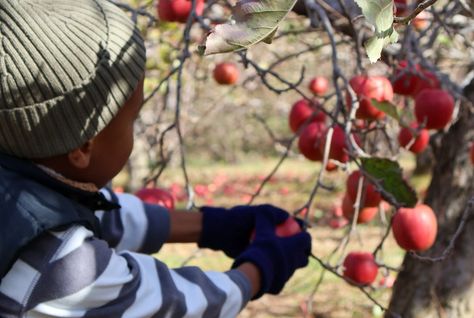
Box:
[398,123,430,154]
[346,75,394,120]
[411,69,440,96]
[346,170,381,208]
[297,122,326,161]
[341,193,378,224]
[415,89,454,130]
[392,204,438,251]
[157,0,205,23]
[213,62,239,85]
[308,76,329,96]
[318,125,359,164]
[343,252,379,285]
[392,60,422,96]
[289,99,326,133]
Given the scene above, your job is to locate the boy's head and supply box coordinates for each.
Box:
[0,0,146,187]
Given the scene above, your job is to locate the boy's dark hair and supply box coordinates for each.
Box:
[0,0,146,159]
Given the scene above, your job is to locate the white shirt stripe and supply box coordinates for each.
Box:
[121,252,163,318]
[114,193,148,252]
[170,271,208,318]
[206,272,244,318]
[0,260,38,304]
[51,226,94,261]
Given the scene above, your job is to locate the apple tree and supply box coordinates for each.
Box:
[112,0,474,316]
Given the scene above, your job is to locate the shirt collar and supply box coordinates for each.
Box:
[0,153,120,211]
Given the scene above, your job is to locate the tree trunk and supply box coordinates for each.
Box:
[387,82,474,317]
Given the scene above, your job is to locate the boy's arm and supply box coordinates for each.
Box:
[96,189,172,253]
[167,209,203,242]
[1,226,258,317]
[96,188,206,252]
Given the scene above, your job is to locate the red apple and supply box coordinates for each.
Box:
[157,0,205,23]
[343,252,379,285]
[346,75,394,120]
[289,99,326,133]
[394,0,408,16]
[328,217,348,229]
[346,170,381,207]
[135,187,175,211]
[413,10,429,30]
[415,89,454,130]
[213,62,239,85]
[411,70,440,96]
[275,217,302,237]
[392,60,422,96]
[392,204,438,251]
[378,275,396,288]
[332,203,343,217]
[398,124,430,154]
[470,143,474,165]
[342,193,378,224]
[298,122,326,161]
[319,125,356,163]
[251,217,302,240]
[309,76,329,96]
[325,161,338,172]
[194,184,209,197]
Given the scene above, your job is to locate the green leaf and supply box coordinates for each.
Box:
[199,0,297,55]
[361,157,417,208]
[371,99,400,121]
[365,29,398,63]
[355,0,399,63]
[355,0,394,31]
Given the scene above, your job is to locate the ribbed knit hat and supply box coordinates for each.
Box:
[0,0,146,159]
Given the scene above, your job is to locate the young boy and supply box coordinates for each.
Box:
[0,1,312,317]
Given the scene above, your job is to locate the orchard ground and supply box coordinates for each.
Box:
[113,154,430,317]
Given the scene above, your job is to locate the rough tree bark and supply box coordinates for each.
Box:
[387,79,474,317]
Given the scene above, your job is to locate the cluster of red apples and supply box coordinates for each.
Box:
[290,76,353,172]
[291,64,455,169]
[339,170,438,286]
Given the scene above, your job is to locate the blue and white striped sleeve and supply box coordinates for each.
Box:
[96,188,171,254]
[0,226,252,318]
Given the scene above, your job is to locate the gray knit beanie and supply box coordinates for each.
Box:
[0,0,146,159]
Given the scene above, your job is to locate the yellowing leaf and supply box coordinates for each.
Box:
[199,0,297,55]
[355,0,399,63]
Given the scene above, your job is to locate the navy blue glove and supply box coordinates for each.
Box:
[232,212,312,299]
[198,204,290,258]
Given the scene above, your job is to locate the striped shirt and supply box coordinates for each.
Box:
[0,189,251,317]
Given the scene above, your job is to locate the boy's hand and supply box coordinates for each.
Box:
[233,212,312,299]
[198,204,290,258]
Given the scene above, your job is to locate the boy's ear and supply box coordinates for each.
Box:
[67,140,94,169]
